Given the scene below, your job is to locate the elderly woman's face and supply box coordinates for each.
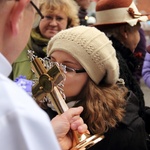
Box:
[50,50,89,98]
[39,9,68,39]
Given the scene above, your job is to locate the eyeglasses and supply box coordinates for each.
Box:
[49,61,86,74]
[30,1,44,19]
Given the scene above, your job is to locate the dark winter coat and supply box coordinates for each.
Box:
[89,91,149,150]
[109,36,145,117]
[44,91,150,150]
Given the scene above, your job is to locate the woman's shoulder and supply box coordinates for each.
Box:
[14,47,30,63]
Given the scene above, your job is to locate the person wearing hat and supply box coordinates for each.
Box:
[44,26,149,150]
[94,0,150,122]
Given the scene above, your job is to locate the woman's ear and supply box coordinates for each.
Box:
[119,25,128,39]
[10,0,30,36]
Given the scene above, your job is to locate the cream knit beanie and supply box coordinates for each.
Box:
[47,26,119,85]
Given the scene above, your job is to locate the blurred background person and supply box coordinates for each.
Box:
[134,28,146,84]
[75,0,93,25]
[9,0,79,81]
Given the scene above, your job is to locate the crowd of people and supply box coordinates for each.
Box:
[1,0,150,149]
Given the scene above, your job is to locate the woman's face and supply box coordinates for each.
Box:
[50,50,89,98]
[122,25,140,53]
[39,10,68,39]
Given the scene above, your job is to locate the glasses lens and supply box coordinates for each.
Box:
[59,64,67,73]
[49,60,85,74]
[49,61,67,73]
[65,66,75,73]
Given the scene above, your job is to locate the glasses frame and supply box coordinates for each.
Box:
[30,1,44,19]
[66,66,86,73]
[49,61,86,74]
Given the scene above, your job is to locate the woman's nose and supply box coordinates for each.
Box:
[49,18,57,26]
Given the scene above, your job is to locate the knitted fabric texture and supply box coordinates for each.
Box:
[47,26,119,85]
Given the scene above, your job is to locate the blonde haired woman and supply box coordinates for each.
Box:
[10,0,79,81]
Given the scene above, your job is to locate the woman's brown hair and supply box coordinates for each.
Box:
[75,79,128,135]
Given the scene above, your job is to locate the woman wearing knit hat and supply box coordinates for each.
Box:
[44,26,149,150]
[94,0,150,126]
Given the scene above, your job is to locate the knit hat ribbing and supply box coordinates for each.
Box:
[47,26,119,85]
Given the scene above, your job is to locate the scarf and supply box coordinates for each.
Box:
[27,28,49,58]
